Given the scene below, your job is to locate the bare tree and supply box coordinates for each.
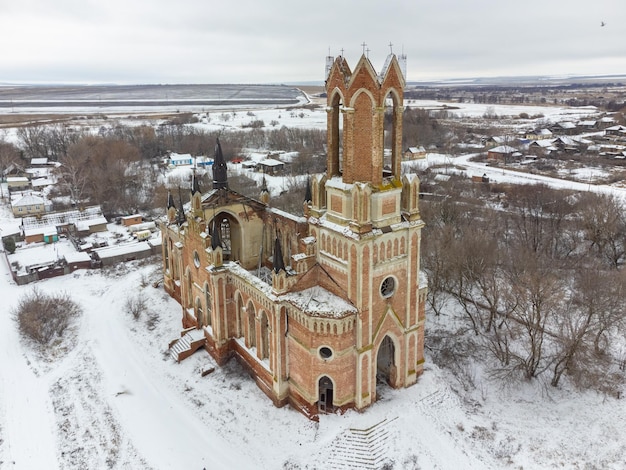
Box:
[0,140,21,197]
[551,267,625,387]
[580,192,626,268]
[506,251,565,380]
[17,124,51,159]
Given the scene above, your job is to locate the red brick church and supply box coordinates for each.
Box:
[161,51,427,418]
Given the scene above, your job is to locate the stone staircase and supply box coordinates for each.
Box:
[327,417,397,469]
[169,328,206,362]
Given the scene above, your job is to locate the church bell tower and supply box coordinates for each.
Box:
[308,50,426,409]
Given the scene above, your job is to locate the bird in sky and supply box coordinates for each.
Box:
[601,21,606,27]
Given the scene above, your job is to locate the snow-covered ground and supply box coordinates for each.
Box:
[1,240,625,469]
[1,100,625,469]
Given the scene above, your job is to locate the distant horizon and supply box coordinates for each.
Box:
[2,71,626,89]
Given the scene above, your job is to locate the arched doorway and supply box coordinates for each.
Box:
[235,293,244,338]
[195,297,203,328]
[259,311,270,360]
[318,376,334,413]
[185,269,193,308]
[204,284,212,328]
[376,335,397,398]
[246,301,256,349]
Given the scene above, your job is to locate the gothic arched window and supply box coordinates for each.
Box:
[220,218,232,255]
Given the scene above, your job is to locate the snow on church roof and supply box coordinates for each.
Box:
[282,286,356,318]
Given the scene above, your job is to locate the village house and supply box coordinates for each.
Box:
[605,125,626,138]
[403,146,426,160]
[578,120,598,131]
[484,136,507,147]
[550,121,578,135]
[524,128,553,140]
[161,52,427,418]
[10,194,48,217]
[487,145,518,162]
[528,139,558,156]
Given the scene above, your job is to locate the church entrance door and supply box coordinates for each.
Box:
[376,336,396,398]
[318,376,334,413]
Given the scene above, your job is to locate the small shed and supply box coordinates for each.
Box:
[258,158,285,175]
[43,227,59,244]
[64,252,92,271]
[128,221,156,233]
[30,157,49,166]
[93,242,152,266]
[7,176,31,191]
[121,214,143,227]
[403,146,426,160]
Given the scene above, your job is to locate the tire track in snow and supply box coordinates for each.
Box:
[49,346,151,469]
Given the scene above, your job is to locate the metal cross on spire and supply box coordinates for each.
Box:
[389,42,393,54]
[361,42,367,54]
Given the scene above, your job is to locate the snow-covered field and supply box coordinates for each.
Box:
[1,99,626,469]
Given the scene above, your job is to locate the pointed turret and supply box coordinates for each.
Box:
[304,177,312,203]
[177,189,186,225]
[212,138,228,190]
[190,168,203,214]
[211,218,222,250]
[167,191,177,223]
[260,174,270,205]
[302,176,312,216]
[273,235,285,273]
[191,169,201,195]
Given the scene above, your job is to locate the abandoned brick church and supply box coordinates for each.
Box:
[161,52,427,417]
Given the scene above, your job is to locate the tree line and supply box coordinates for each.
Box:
[1,117,329,217]
[421,178,626,393]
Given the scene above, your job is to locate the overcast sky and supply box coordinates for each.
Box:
[1,0,625,85]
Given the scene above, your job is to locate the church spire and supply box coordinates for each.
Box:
[212,138,228,190]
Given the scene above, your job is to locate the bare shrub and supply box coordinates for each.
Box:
[125,294,147,320]
[13,287,82,346]
[145,311,160,331]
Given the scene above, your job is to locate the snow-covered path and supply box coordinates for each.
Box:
[0,255,59,470]
[85,277,254,469]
